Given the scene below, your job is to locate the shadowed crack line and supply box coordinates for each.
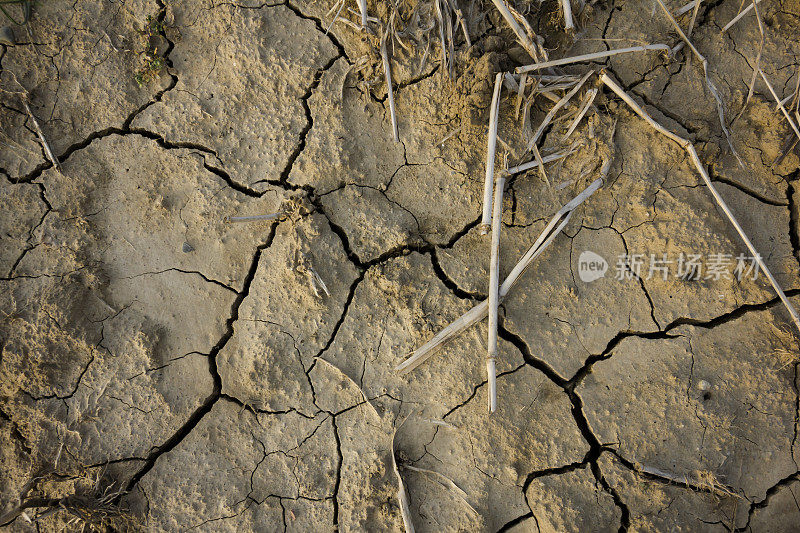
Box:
[496,511,535,532]
[787,173,800,268]
[125,268,238,294]
[568,288,800,390]
[330,415,343,528]
[590,460,631,532]
[734,470,800,532]
[123,221,280,494]
[277,53,344,185]
[282,0,349,62]
[706,164,789,207]
[123,0,179,130]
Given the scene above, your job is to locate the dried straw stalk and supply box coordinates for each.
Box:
[487,173,506,412]
[380,22,400,142]
[516,45,669,74]
[507,149,573,175]
[721,0,763,32]
[481,73,504,234]
[564,86,598,139]
[561,0,574,31]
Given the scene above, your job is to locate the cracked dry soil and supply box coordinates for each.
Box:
[1,0,800,531]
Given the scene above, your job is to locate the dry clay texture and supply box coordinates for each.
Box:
[1,0,800,531]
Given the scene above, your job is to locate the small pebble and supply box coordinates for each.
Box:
[697,379,711,391]
[182,241,194,253]
[0,26,15,46]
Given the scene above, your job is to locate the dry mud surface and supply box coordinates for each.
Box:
[2,0,800,531]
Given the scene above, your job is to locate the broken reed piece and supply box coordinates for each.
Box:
[515,72,527,120]
[507,148,573,175]
[391,415,415,533]
[434,0,449,76]
[598,72,800,335]
[560,0,574,31]
[402,465,479,515]
[481,72,504,234]
[758,69,800,142]
[527,70,593,153]
[721,0,763,32]
[487,173,506,413]
[396,177,604,374]
[445,0,471,46]
[21,97,61,173]
[516,45,670,74]
[380,22,400,142]
[489,0,540,62]
[225,213,282,223]
[563,86,599,140]
[653,0,744,168]
[675,0,699,16]
[356,0,368,29]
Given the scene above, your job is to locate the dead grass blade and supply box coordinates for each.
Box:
[434,0,449,76]
[515,72,527,120]
[225,213,282,223]
[446,0,471,46]
[507,148,573,175]
[530,143,551,187]
[391,415,415,533]
[675,0,699,16]
[759,69,800,142]
[734,0,765,122]
[21,97,61,173]
[686,0,702,37]
[599,71,800,335]
[403,465,479,515]
[380,21,400,142]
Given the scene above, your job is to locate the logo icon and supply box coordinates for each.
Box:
[578,251,608,282]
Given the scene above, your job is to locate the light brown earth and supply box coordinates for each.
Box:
[1,0,800,531]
